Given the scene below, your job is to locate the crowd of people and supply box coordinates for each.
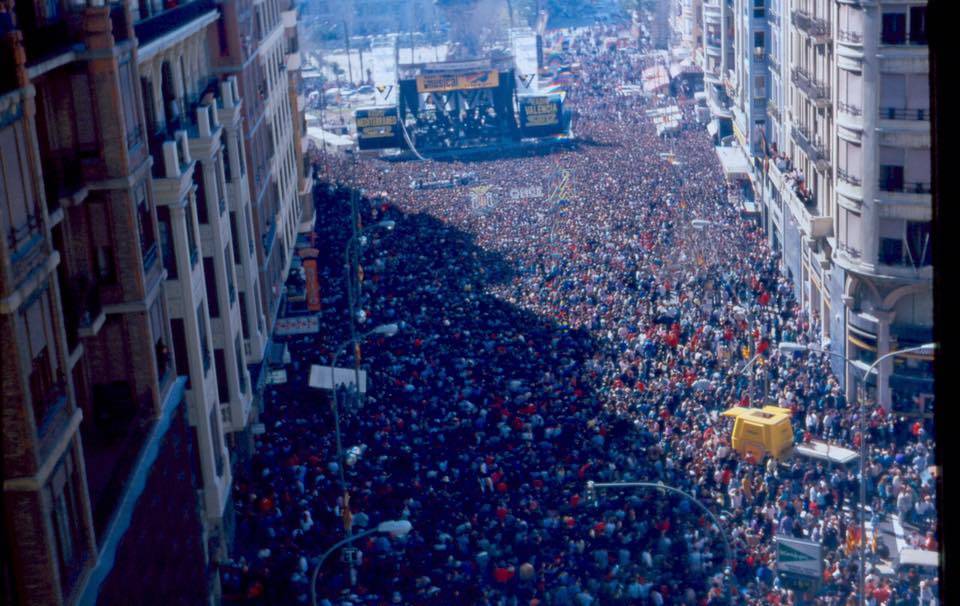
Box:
[221,23,938,606]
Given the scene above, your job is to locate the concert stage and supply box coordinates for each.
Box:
[356,54,573,160]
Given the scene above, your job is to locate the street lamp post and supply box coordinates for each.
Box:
[310,520,413,606]
[326,323,399,586]
[586,481,737,590]
[343,218,395,410]
[778,340,936,605]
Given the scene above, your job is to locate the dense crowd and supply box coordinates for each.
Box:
[222,24,938,606]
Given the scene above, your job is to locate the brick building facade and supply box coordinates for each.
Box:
[0,0,307,601]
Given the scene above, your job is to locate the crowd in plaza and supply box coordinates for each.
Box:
[221,24,938,606]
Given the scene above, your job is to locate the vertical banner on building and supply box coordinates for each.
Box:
[303,257,321,312]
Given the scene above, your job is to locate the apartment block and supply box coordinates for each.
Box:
[723,0,934,414]
[282,0,314,232]
[702,0,736,140]
[1,0,301,599]
[215,0,300,342]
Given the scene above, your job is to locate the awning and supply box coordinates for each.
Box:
[715,145,751,178]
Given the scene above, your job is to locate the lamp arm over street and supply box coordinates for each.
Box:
[586,481,736,582]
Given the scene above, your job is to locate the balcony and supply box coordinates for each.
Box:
[837,101,862,117]
[133,0,217,48]
[6,214,48,280]
[791,125,829,172]
[791,10,831,45]
[837,168,862,187]
[767,51,781,74]
[767,100,780,122]
[879,107,930,122]
[768,4,780,26]
[837,29,863,45]
[262,221,277,257]
[878,180,931,195]
[791,67,830,108]
[43,154,86,210]
[67,274,106,339]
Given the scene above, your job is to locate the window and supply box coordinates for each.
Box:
[754,74,766,98]
[879,147,905,191]
[906,222,932,267]
[879,165,904,192]
[753,0,764,18]
[229,212,242,264]
[235,334,247,395]
[171,318,189,378]
[118,61,142,149]
[881,11,906,44]
[157,206,177,279]
[29,346,57,427]
[910,7,927,44]
[214,349,229,403]
[214,153,226,216]
[879,218,904,265]
[210,407,224,477]
[238,292,250,339]
[224,245,236,304]
[235,133,246,176]
[222,136,232,183]
[203,257,220,318]
[186,200,199,267]
[193,163,208,223]
[198,303,211,375]
[136,186,156,269]
[95,245,116,283]
[880,73,906,115]
[49,454,86,593]
[753,31,764,51]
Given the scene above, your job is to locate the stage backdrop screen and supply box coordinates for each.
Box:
[355,107,401,149]
[519,95,563,135]
[416,70,500,93]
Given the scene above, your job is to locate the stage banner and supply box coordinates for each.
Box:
[519,95,563,135]
[416,70,500,93]
[303,258,321,312]
[355,107,400,150]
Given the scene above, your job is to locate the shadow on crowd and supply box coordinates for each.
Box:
[227,184,733,604]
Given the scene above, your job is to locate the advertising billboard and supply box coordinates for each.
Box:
[355,107,401,150]
[519,95,563,135]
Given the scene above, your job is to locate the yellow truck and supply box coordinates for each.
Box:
[721,405,794,461]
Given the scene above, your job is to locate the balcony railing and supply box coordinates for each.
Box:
[6,214,47,278]
[768,5,780,26]
[879,107,930,121]
[837,168,862,187]
[837,29,863,44]
[767,100,781,122]
[262,222,277,256]
[838,101,862,117]
[133,0,217,48]
[878,180,931,194]
[767,51,781,73]
[791,125,829,171]
[34,374,68,437]
[791,67,831,106]
[791,10,830,43]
